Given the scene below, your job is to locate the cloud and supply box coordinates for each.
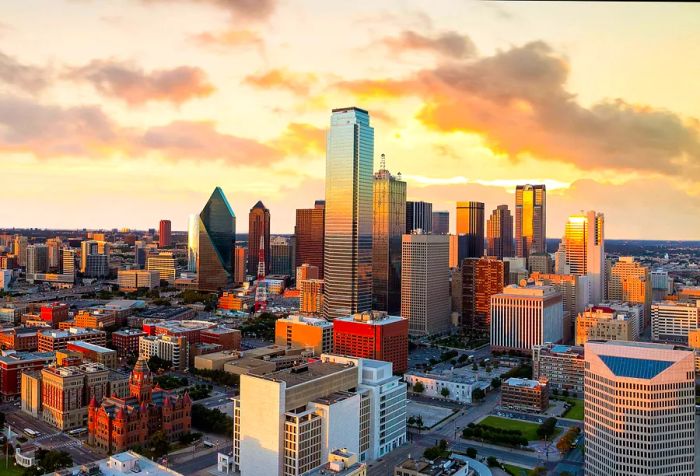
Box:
[67,60,215,105]
[338,41,700,179]
[271,122,325,156]
[0,51,50,93]
[243,69,317,95]
[191,28,263,49]
[382,30,477,59]
[140,0,276,20]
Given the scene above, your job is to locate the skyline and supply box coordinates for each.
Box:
[3,1,700,238]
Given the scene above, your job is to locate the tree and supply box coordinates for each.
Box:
[413,381,425,394]
[486,456,499,467]
[466,447,477,458]
[148,355,172,373]
[472,388,485,401]
[24,449,73,475]
[537,417,558,440]
[471,363,478,371]
[562,389,570,398]
[423,446,441,460]
[490,377,501,389]
[150,431,170,458]
[440,387,450,398]
[416,415,425,434]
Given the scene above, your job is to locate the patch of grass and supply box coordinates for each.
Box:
[479,416,542,441]
[560,398,584,420]
[0,458,24,476]
[503,464,530,476]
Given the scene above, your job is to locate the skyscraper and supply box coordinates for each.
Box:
[456,201,485,258]
[486,204,514,259]
[46,238,62,271]
[294,200,325,278]
[515,184,546,258]
[197,187,236,292]
[584,341,695,476]
[269,236,295,276]
[233,246,246,284]
[81,240,110,273]
[248,201,271,276]
[187,213,199,272]
[405,201,432,234]
[564,210,605,304]
[608,256,652,327]
[461,257,506,331]
[26,244,48,275]
[158,220,171,248]
[401,234,451,336]
[134,240,146,269]
[322,107,374,320]
[431,211,450,235]
[372,158,406,313]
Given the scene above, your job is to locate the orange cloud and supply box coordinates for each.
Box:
[271,122,325,156]
[243,69,318,95]
[68,60,215,105]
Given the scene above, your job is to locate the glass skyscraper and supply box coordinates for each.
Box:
[487,204,514,259]
[456,201,485,258]
[323,107,374,320]
[197,186,236,291]
[187,213,199,272]
[515,184,546,258]
[372,162,406,313]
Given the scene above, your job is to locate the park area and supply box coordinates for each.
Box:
[479,416,542,441]
[462,416,561,448]
[560,398,584,420]
[0,457,25,476]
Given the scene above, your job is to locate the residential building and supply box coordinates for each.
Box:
[515,184,546,258]
[563,211,605,304]
[456,201,484,258]
[532,344,584,395]
[461,257,506,331]
[486,204,513,259]
[608,256,652,328]
[401,234,451,336]
[490,283,563,353]
[158,220,171,247]
[333,311,409,373]
[501,378,549,413]
[38,328,107,352]
[146,252,176,284]
[67,341,118,368]
[248,201,271,275]
[295,200,325,279]
[323,107,374,320]
[197,187,236,291]
[584,341,695,476]
[575,305,637,346]
[406,201,432,234]
[81,240,110,276]
[275,315,334,355]
[118,269,159,291]
[652,301,700,343]
[46,238,62,270]
[13,235,27,267]
[300,279,325,316]
[431,211,450,235]
[138,335,189,371]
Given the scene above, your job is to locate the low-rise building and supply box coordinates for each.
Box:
[575,305,636,346]
[651,300,700,343]
[112,328,146,358]
[275,315,334,355]
[532,344,584,395]
[306,449,367,476]
[0,350,55,400]
[67,341,118,368]
[501,377,549,413]
[74,309,116,329]
[403,370,486,404]
[139,335,189,371]
[0,328,39,351]
[118,269,160,291]
[58,451,186,476]
[218,292,252,312]
[394,455,475,476]
[38,328,107,352]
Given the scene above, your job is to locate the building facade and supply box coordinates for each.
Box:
[197,187,236,291]
[652,301,700,343]
[405,201,432,234]
[456,201,484,259]
[532,343,584,394]
[461,257,506,331]
[295,201,325,279]
[608,256,652,328]
[486,204,514,259]
[431,211,449,235]
[158,220,171,248]
[146,252,176,285]
[515,184,546,258]
[564,211,605,304]
[501,378,549,413]
[275,315,334,355]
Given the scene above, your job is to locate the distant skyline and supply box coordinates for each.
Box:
[2,2,700,238]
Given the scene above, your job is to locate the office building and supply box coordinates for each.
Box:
[448,234,459,268]
[275,315,334,355]
[323,107,374,320]
[405,201,432,234]
[138,335,189,371]
[270,236,295,276]
[187,213,199,272]
[531,272,590,344]
[81,240,110,274]
[584,341,695,476]
[461,257,506,331]
[575,305,637,346]
[372,162,406,313]
[490,283,563,353]
[528,253,552,274]
[158,220,171,247]
[60,248,76,276]
[401,234,451,336]
[608,256,651,328]
[300,279,325,316]
[112,329,147,358]
[38,328,107,352]
[532,343,584,395]
[652,301,700,343]
[503,257,528,285]
[0,351,55,400]
[197,187,236,291]
[26,244,48,275]
[651,270,670,290]
[486,205,514,259]
[46,238,62,270]
[40,302,70,326]
[456,201,484,258]
[248,201,271,275]
[431,211,449,235]
[233,246,246,284]
[295,200,325,278]
[133,240,146,269]
[553,242,569,274]
[117,269,159,291]
[13,235,27,267]
[515,184,546,258]
[233,355,407,475]
[146,252,176,284]
[333,311,409,373]
[501,378,549,413]
[564,211,605,304]
[84,254,109,278]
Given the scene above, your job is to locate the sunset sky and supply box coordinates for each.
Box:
[2,1,700,239]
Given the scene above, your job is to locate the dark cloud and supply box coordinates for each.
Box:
[0,51,50,93]
[67,60,215,105]
[382,30,477,59]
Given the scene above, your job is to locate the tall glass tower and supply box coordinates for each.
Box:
[323,107,374,320]
[187,213,199,272]
[456,201,485,258]
[197,187,236,291]
[515,184,546,258]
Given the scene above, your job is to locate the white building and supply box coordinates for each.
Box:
[584,341,695,476]
[403,370,487,404]
[490,282,563,353]
[400,234,451,336]
[652,301,700,343]
[138,335,188,370]
[0,269,12,291]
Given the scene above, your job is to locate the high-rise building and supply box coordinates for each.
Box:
[248,201,271,276]
[26,244,49,275]
[564,211,605,304]
[46,238,62,270]
[187,213,199,272]
[575,305,638,346]
[431,211,450,235]
[333,311,409,373]
[13,236,28,267]
[146,252,176,284]
[456,201,484,258]
[295,200,325,278]
[584,341,695,476]
[59,248,76,276]
[133,240,146,269]
[490,283,563,353]
[531,272,590,344]
[233,246,247,284]
[323,107,374,320]
[274,315,334,355]
[80,240,110,274]
[461,257,506,331]
[372,161,406,313]
[553,241,569,274]
[300,279,324,316]
[486,205,513,259]
[84,254,109,278]
[515,184,546,258]
[158,220,171,248]
[608,256,651,328]
[448,234,459,268]
[401,234,451,336]
[651,301,700,343]
[296,263,319,283]
[270,236,295,276]
[197,187,236,291]
[405,201,432,234]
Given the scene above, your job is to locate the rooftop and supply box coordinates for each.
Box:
[263,361,354,388]
[599,355,674,379]
[67,340,114,354]
[59,450,183,476]
[335,311,406,326]
[504,377,543,389]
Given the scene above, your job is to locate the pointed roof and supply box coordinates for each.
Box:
[132,357,151,375]
[251,200,267,210]
[204,186,235,218]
